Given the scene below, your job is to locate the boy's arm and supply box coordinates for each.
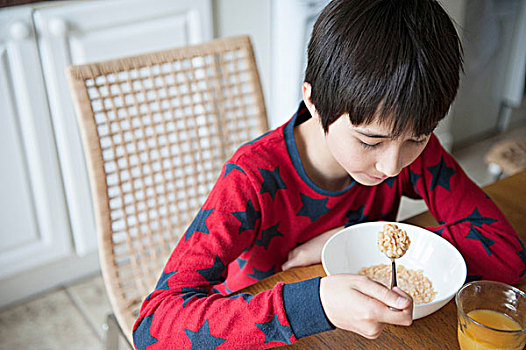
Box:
[282,225,344,271]
[132,162,333,349]
[402,135,526,284]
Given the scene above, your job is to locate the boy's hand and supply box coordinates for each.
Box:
[320,274,413,338]
[282,226,344,271]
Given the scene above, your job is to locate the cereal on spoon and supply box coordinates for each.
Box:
[378,223,411,259]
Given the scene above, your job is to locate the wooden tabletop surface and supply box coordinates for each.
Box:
[238,170,526,349]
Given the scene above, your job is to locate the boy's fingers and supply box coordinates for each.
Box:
[390,287,412,309]
[281,251,296,270]
[281,261,293,271]
[355,277,411,310]
[380,287,413,325]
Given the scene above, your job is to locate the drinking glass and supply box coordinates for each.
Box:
[456,280,526,350]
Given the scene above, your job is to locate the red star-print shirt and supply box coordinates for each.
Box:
[133,102,525,349]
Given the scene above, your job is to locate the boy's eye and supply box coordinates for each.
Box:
[411,138,427,145]
[360,141,381,149]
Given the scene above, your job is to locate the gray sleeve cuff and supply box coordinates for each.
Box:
[282,277,335,338]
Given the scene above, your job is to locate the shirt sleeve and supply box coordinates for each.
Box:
[401,134,526,284]
[132,160,332,349]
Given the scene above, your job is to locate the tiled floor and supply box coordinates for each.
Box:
[1,120,525,350]
[0,274,117,350]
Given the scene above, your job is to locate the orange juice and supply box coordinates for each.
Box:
[458,309,525,350]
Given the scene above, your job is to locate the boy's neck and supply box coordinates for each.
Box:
[294,117,353,191]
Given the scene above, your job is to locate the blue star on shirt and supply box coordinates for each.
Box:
[247,265,276,281]
[224,285,233,294]
[256,223,284,249]
[224,163,245,177]
[237,257,247,269]
[467,275,483,282]
[515,237,526,277]
[197,255,226,285]
[228,293,254,303]
[185,320,226,349]
[297,193,329,222]
[215,280,233,295]
[146,269,177,300]
[259,166,287,199]
[185,208,214,241]
[255,313,293,344]
[454,207,498,227]
[465,226,496,256]
[154,269,177,291]
[232,199,261,235]
[133,313,158,350]
[427,156,456,192]
[381,212,395,221]
[434,227,445,237]
[383,176,396,188]
[409,169,421,194]
[180,287,208,307]
[345,205,368,227]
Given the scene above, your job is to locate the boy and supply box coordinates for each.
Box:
[133,0,525,348]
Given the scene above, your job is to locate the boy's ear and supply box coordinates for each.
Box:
[302,82,320,121]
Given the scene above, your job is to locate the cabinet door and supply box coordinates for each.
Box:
[34,0,213,255]
[0,8,72,281]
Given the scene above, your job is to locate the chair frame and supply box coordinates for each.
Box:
[66,35,268,346]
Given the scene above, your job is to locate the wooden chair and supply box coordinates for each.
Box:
[66,35,268,348]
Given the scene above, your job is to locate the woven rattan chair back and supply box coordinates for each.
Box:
[66,35,268,345]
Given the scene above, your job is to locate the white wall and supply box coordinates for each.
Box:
[447,0,526,144]
[213,0,272,124]
[439,0,467,27]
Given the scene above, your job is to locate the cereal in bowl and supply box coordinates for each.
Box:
[359,264,437,304]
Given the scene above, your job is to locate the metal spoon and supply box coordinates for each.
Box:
[390,257,397,289]
[377,224,409,311]
[388,256,401,311]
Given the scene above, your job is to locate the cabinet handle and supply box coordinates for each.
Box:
[9,21,31,40]
[48,18,69,37]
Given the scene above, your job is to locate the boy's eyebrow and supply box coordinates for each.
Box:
[354,129,433,139]
[354,130,391,138]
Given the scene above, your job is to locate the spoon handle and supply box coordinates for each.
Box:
[389,258,402,312]
[390,258,397,289]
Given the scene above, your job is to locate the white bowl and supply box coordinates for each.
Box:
[321,221,466,320]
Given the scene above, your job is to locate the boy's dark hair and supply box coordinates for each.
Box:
[305,0,463,137]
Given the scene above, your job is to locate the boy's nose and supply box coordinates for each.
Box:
[376,150,402,178]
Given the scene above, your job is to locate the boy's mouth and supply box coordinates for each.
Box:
[366,174,388,182]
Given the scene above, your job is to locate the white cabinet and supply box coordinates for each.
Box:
[0,0,212,308]
[0,7,72,285]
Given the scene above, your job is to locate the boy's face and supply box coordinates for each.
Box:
[302,83,432,187]
[324,114,430,186]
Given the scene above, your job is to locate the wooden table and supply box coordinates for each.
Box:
[239,170,526,349]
